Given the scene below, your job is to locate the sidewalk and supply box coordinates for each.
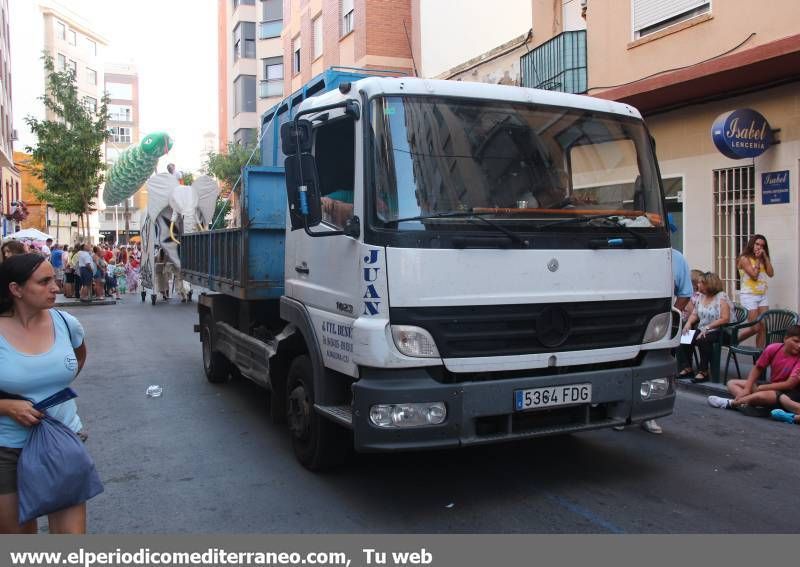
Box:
[676,349,756,397]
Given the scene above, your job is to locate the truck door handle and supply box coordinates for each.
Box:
[295,264,309,274]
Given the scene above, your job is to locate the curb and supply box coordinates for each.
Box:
[56,299,117,307]
[675,378,729,397]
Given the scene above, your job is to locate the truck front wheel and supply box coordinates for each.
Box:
[201,315,232,383]
[286,355,347,471]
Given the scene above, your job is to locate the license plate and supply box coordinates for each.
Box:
[514,384,591,411]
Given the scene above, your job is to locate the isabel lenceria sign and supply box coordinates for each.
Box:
[711,109,773,159]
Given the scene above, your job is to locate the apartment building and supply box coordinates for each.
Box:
[574,0,800,310]
[218,0,285,148]
[0,0,21,237]
[99,62,145,245]
[9,1,109,242]
[283,0,414,95]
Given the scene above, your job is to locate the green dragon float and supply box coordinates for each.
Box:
[103,131,173,206]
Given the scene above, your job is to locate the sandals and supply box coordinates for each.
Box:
[677,368,694,378]
[691,371,709,383]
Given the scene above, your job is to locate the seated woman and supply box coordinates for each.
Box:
[681,272,731,383]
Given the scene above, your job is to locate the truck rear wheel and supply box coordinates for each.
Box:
[201,315,232,383]
[286,355,347,471]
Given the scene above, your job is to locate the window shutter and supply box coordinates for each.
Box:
[342,0,353,14]
[633,0,707,32]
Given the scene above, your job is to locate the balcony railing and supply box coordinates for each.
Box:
[520,30,587,94]
[260,80,283,98]
[259,20,282,39]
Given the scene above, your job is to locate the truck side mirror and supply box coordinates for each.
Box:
[284,154,322,230]
[281,120,313,156]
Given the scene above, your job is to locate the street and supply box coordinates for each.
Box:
[64,299,800,534]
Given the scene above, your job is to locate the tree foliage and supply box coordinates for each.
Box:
[211,198,231,230]
[23,54,109,234]
[204,142,261,193]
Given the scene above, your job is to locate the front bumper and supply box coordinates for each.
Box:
[351,350,676,452]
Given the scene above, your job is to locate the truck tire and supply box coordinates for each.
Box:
[201,315,231,383]
[286,355,347,471]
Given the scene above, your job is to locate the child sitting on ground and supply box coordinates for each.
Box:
[708,325,800,413]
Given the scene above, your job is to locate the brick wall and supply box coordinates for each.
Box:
[363,0,412,61]
[323,0,340,68]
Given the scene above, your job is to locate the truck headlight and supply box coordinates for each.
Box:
[641,378,671,400]
[391,325,440,357]
[642,312,671,344]
[369,402,447,428]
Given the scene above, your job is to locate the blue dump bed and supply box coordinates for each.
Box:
[180,167,287,300]
[181,68,380,300]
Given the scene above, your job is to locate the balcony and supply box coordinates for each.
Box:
[520,30,587,94]
[259,20,282,40]
[259,80,283,98]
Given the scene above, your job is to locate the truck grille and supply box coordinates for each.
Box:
[389,298,670,358]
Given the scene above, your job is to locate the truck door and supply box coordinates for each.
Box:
[285,113,361,376]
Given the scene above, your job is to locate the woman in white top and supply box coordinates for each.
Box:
[682,272,731,383]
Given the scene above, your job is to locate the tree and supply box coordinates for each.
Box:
[204,142,260,229]
[204,142,261,192]
[24,54,109,237]
[211,198,231,230]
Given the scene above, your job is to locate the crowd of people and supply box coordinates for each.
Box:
[1,238,142,304]
[667,233,800,427]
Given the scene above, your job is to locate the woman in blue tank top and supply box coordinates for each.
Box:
[0,254,88,533]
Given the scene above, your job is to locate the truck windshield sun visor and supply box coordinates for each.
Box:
[367,95,668,249]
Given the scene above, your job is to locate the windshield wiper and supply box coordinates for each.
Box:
[537,214,648,248]
[384,210,530,248]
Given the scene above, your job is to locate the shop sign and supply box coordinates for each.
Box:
[711,109,773,159]
[761,170,790,205]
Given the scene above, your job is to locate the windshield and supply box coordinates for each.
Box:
[369,96,665,232]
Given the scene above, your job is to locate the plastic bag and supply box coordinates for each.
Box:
[17,398,103,524]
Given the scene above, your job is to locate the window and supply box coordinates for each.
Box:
[292,36,301,74]
[233,22,256,60]
[341,0,354,36]
[105,212,114,221]
[68,59,77,75]
[82,96,97,113]
[233,0,255,8]
[110,126,132,143]
[233,75,256,114]
[312,15,323,59]
[234,128,256,146]
[57,53,67,71]
[67,29,77,45]
[260,57,283,98]
[714,165,755,298]
[108,104,132,122]
[633,0,710,37]
[662,177,684,252]
[86,38,97,56]
[87,68,97,85]
[316,117,356,228]
[56,21,66,41]
[259,0,282,38]
[106,82,133,100]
